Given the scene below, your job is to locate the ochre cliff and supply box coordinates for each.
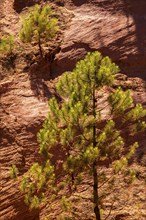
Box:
[0,0,146,219]
[0,74,49,220]
[52,0,146,80]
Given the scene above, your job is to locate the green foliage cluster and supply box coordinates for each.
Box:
[0,35,15,54]
[9,165,19,179]
[19,4,58,58]
[20,51,146,219]
[20,161,55,209]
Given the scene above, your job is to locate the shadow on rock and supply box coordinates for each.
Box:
[29,59,52,100]
[13,199,40,220]
[13,0,41,13]
[1,53,17,71]
[72,0,87,6]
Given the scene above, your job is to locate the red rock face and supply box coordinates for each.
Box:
[0,0,146,220]
[52,0,146,80]
[0,74,49,220]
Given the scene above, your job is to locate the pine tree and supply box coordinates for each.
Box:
[20,51,146,219]
[19,4,58,58]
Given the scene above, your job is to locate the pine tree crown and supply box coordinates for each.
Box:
[19,4,58,43]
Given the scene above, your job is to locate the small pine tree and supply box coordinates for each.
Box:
[19,4,58,58]
[21,52,146,219]
[10,165,19,179]
[0,35,15,55]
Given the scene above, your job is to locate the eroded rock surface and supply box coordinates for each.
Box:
[52,0,146,80]
[0,73,51,220]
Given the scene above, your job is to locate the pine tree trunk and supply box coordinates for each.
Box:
[92,85,101,220]
[93,161,101,220]
[38,35,43,59]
